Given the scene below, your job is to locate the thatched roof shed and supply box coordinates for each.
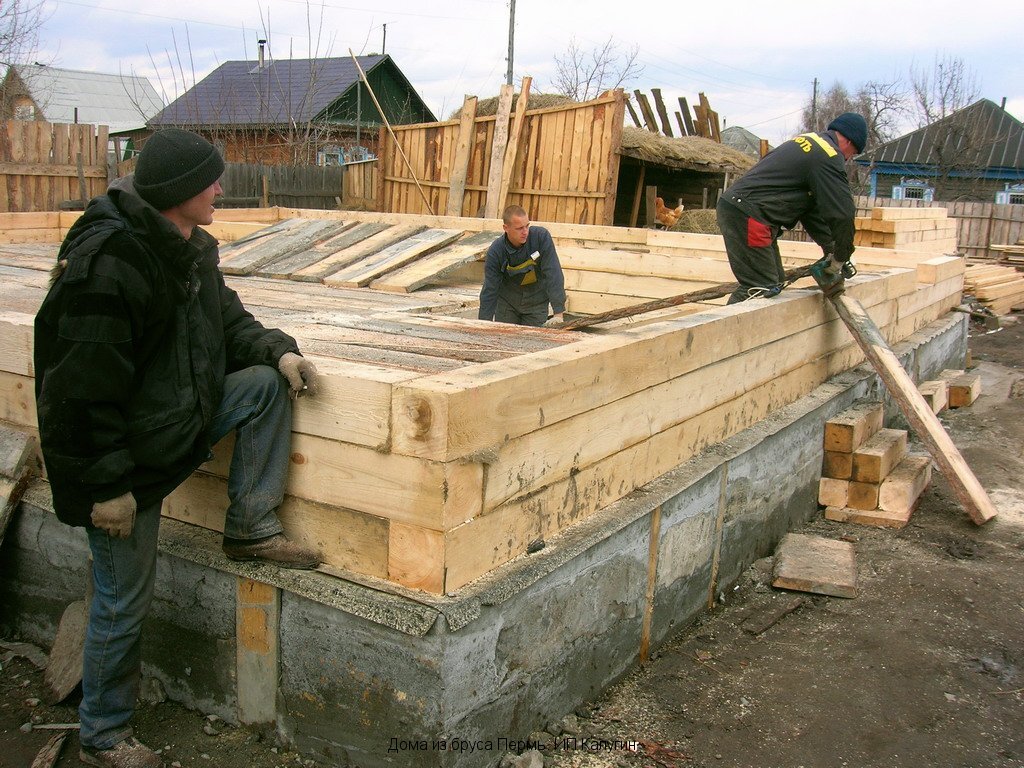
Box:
[619,126,755,174]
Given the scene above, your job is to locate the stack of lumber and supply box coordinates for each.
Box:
[818,402,931,529]
[854,207,958,254]
[963,263,1024,315]
[0,207,970,594]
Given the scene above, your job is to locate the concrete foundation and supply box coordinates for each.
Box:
[0,313,967,768]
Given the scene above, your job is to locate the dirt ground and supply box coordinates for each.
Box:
[3,315,1023,768]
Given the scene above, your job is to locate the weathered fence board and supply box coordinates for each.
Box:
[0,121,108,212]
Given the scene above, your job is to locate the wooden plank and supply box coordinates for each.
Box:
[0,425,35,548]
[498,77,531,211]
[369,230,498,293]
[851,428,908,483]
[830,293,996,525]
[255,221,361,278]
[918,380,948,414]
[878,455,932,514]
[823,402,884,453]
[740,595,805,635]
[678,97,696,136]
[324,228,463,288]
[446,96,478,217]
[771,533,857,598]
[824,504,914,529]
[218,219,338,274]
[291,223,425,282]
[30,731,68,768]
[633,90,659,133]
[651,88,674,137]
[236,578,279,725]
[818,477,849,508]
[483,84,515,219]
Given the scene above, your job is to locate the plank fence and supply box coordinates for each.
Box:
[782,195,1024,261]
[377,88,626,225]
[0,120,109,212]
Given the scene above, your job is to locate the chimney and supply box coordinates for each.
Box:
[1001,97,1007,110]
[258,39,267,69]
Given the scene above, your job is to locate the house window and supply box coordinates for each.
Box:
[995,184,1024,205]
[892,177,934,202]
[14,103,35,120]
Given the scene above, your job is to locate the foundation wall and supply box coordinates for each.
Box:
[0,313,967,768]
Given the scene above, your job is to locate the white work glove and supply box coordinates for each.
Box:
[91,492,137,539]
[278,352,320,398]
[543,314,565,328]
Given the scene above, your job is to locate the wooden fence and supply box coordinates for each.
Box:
[377,87,626,225]
[1,120,109,212]
[116,157,378,211]
[783,196,1024,261]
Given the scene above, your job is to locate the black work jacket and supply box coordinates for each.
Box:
[722,130,857,261]
[33,181,299,526]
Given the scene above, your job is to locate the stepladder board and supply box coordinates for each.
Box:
[772,532,858,598]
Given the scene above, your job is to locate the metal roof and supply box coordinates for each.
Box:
[857,99,1024,171]
[149,55,432,128]
[721,126,772,158]
[11,64,164,132]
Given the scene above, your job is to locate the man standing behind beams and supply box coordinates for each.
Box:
[479,204,567,327]
[715,112,869,304]
[33,129,321,768]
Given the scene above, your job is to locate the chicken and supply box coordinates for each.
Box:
[654,197,684,228]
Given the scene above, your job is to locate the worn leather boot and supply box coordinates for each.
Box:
[222,533,321,569]
[79,737,163,768]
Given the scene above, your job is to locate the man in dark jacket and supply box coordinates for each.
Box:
[716,112,868,303]
[34,129,321,768]
[478,205,567,327]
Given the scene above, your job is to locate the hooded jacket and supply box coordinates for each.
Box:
[33,179,299,526]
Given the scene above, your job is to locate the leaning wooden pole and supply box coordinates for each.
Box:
[560,264,816,330]
[349,50,435,216]
[829,293,997,525]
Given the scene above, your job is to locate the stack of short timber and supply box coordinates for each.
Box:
[963,263,1024,315]
[818,402,931,528]
[0,207,969,594]
[854,207,958,254]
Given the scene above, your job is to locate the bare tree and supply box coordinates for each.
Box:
[911,53,979,126]
[0,0,46,68]
[857,77,907,145]
[800,81,860,133]
[551,36,642,102]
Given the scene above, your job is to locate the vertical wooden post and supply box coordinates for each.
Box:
[639,504,662,664]
[446,95,478,217]
[236,578,280,726]
[497,76,532,212]
[483,84,515,219]
[629,163,646,228]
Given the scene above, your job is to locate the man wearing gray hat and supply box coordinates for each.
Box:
[716,112,868,303]
[34,128,321,767]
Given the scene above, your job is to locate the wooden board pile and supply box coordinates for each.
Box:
[0,208,969,594]
[818,402,931,528]
[854,207,958,254]
[963,263,1024,315]
[819,370,980,529]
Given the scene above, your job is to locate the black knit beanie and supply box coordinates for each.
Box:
[827,113,868,154]
[133,128,225,211]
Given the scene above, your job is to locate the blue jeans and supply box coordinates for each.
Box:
[79,365,292,748]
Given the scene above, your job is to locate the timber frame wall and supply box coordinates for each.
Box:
[1,120,109,212]
[0,208,964,595]
[377,89,626,225]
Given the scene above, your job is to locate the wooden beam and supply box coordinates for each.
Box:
[629,164,645,228]
[625,98,643,128]
[828,292,997,525]
[675,111,687,137]
[678,97,696,137]
[498,76,532,211]
[483,83,515,219]
[633,90,660,133]
[445,95,478,217]
[651,88,674,137]
[236,578,279,726]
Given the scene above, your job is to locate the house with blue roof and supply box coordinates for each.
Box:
[854,99,1024,203]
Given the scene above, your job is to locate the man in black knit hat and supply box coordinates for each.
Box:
[34,128,322,768]
[716,112,868,303]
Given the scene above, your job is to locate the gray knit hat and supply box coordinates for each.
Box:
[134,128,225,211]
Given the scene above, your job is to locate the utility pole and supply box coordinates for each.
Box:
[811,77,819,130]
[505,0,515,86]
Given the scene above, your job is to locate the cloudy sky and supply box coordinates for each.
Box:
[35,0,1024,145]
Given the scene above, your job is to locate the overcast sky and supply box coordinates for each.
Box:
[35,0,1024,145]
